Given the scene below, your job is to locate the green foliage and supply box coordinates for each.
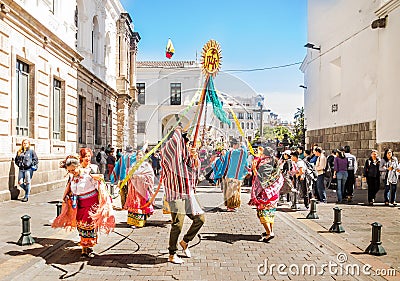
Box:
[292,107,305,146]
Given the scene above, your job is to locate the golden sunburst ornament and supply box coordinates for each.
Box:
[201,39,222,77]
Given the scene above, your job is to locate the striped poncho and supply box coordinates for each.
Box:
[161,127,197,202]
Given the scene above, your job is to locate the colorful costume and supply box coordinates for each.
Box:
[249,155,283,225]
[124,160,155,227]
[52,173,115,247]
[161,127,205,256]
[221,146,248,209]
[110,152,136,207]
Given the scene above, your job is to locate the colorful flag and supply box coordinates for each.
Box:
[166,38,175,59]
[205,76,231,125]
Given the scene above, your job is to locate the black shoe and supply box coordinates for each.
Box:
[262,235,275,243]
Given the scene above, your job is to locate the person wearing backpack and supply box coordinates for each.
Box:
[14,139,38,202]
[291,151,309,209]
[314,147,327,203]
[344,145,357,203]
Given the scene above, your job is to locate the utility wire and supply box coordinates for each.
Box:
[223,61,302,73]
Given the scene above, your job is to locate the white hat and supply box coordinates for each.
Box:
[283,150,292,155]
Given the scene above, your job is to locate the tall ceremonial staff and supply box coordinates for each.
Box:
[192,39,222,148]
[144,40,228,208]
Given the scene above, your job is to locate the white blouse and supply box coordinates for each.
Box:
[70,173,97,195]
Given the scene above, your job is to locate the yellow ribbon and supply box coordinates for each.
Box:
[228,107,256,156]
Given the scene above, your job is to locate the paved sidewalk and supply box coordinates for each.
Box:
[0,184,397,280]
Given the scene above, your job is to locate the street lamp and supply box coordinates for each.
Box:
[304,43,320,51]
[253,97,270,139]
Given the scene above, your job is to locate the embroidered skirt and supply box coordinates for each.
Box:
[76,190,98,247]
[257,208,276,224]
[224,178,242,209]
[127,212,148,227]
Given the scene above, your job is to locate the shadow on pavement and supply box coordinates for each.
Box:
[200,233,261,244]
[5,236,168,279]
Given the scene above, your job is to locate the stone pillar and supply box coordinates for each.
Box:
[116,95,131,149]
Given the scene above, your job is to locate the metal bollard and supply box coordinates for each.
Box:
[56,201,62,217]
[306,199,319,219]
[329,207,345,233]
[17,215,35,246]
[365,222,387,256]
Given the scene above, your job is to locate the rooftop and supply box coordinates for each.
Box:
[137,61,199,68]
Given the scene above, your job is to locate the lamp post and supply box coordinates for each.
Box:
[253,97,270,139]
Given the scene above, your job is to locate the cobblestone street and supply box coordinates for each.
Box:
[0,183,398,280]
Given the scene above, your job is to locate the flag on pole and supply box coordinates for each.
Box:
[166,38,175,59]
[205,76,231,125]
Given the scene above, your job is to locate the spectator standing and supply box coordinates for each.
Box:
[363,150,381,206]
[314,147,327,203]
[106,148,116,181]
[291,151,309,209]
[379,149,399,206]
[344,145,357,203]
[333,148,348,204]
[14,139,39,202]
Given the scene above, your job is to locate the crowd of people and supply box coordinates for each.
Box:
[13,135,400,264]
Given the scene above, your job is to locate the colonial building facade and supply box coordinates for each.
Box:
[301,0,400,171]
[0,0,139,201]
[136,61,203,147]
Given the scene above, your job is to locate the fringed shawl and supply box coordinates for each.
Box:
[161,127,197,201]
[249,156,283,208]
[124,161,155,214]
[52,179,115,234]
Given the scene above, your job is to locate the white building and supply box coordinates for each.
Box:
[136,61,203,146]
[0,0,138,201]
[301,0,400,165]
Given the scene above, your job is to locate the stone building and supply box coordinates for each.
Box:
[0,0,139,201]
[301,0,400,172]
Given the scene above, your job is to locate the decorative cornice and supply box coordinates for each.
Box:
[376,0,400,17]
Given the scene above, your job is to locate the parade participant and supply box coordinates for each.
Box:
[52,155,115,258]
[161,126,205,264]
[221,138,248,212]
[14,139,39,202]
[249,146,283,242]
[110,145,136,208]
[124,150,155,227]
[212,148,227,189]
[79,148,100,174]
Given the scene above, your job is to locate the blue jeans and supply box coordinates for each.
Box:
[317,174,326,203]
[18,169,33,199]
[336,171,348,202]
[384,183,397,204]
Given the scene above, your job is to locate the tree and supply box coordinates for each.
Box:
[292,107,305,146]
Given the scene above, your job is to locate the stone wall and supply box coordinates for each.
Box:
[307,120,400,176]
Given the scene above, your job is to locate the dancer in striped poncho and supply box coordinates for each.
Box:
[161,126,205,264]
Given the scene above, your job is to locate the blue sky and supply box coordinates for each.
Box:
[121,0,307,121]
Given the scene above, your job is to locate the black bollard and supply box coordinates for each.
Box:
[56,201,62,217]
[329,207,345,233]
[17,215,35,246]
[365,222,387,256]
[306,199,319,219]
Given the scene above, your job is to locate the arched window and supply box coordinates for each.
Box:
[92,16,99,62]
[105,32,111,67]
